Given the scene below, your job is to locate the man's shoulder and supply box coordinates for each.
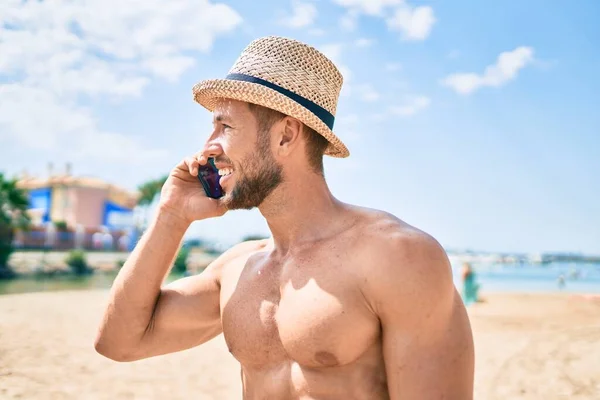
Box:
[205,238,272,279]
[226,238,272,258]
[348,206,451,287]
[349,205,438,251]
[346,206,455,316]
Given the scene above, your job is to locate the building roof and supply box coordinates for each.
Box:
[17,174,139,208]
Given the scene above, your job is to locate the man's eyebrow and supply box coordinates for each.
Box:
[213,113,232,123]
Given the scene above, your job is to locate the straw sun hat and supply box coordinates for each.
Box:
[192,36,350,158]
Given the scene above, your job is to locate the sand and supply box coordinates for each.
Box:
[1,290,599,400]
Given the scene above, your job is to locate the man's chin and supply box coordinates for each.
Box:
[219,193,234,210]
[220,192,257,211]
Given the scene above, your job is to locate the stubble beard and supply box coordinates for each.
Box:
[221,131,284,210]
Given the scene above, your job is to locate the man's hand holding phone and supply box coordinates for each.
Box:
[158,154,227,226]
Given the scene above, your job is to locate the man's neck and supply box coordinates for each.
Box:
[258,174,348,255]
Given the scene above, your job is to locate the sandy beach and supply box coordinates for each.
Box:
[1,290,599,400]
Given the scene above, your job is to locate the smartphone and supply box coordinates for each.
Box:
[197,158,224,199]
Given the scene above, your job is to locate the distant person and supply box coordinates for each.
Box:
[557,274,566,290]
[74,224,85,249]
[117,235,130,252]
[461,262,480,306]
[44,223,56,249]
[102,232,114,250]
[95,36,475,399]
[92,232,103,250]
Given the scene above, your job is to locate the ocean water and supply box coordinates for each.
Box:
[451,262,600,294]
[1,262,599,296]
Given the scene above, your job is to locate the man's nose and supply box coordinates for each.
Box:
[202,141,222,159]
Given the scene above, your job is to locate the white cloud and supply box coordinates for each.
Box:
[333,0,435,41]
[386,4,436,41]
[385,62,402,72]
[0,0,242,162]
[308,28,327,36]
[389,96,431,116]
[339,10,359,31]
[332,0,402,16]
[356,84,380,102]
[318,43,343,64]
[279,1,317,29]
[0,84,165,163]
[441,47,534,95]
[142,56,197,83]
[355,38,374,48]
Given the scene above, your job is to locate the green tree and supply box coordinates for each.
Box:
[136,175,168,231]
[137,175,168,206]
[0,173,31,279]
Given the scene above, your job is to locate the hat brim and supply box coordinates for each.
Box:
[192,78,350,158]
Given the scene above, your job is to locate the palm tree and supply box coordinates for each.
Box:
[134,175,168,231]
[137,175,168,206]
[0,172,31,278]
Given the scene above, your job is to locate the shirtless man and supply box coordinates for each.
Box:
[95,36,474,399]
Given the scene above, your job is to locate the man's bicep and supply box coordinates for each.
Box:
[381,291,473,399]
[366,232,474,399]
[148,239,264,337]
[135,240,268,359]
[155,268,223,331]
[135,266,223,358]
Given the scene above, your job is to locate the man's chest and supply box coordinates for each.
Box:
[218,253,379,369]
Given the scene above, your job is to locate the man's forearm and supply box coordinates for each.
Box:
[94,209,189,357]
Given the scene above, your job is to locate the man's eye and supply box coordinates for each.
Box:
[223,124,232,130]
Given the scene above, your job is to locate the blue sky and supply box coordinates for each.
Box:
[1,0,598,254]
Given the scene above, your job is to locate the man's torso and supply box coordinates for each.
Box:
[218,208,392,399]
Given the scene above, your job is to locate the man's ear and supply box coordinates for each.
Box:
[277,117,303,156]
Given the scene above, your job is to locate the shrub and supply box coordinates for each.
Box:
[54,221,68,231]
[0,225,15,279]
[242,234,269,242]
[65,250,91,275]
[173,246,189,275]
